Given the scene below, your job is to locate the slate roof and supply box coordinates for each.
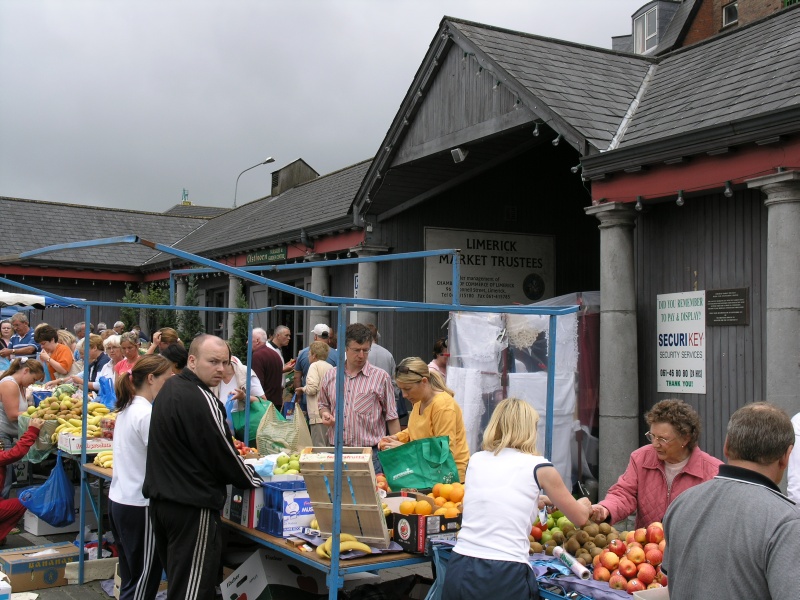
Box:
[448,18,654,151]
[163,204,230,218]
[653,0,698,55]
[619,6,800,148]
[0,197,204,270]
[164,160,371,260]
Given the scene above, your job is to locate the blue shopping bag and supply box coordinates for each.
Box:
[18,452,75,528]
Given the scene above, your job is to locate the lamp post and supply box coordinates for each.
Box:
[233,157,275,208]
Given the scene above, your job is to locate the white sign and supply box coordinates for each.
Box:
[424,227,555,305]
[656,291,706,394]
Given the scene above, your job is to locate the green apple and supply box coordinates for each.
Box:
[273,464,288,475]
[551,510,565,520]
[556,516,573,529]
[288,460,301,471]
[276,455,290,467]
[546,516,556,530]
[540,530,553,544]
[285,469,299,475]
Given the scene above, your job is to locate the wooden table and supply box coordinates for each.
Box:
[222,517,430,575]
[82,462,112,481]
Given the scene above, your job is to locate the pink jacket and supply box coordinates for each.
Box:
[600,444,722,529]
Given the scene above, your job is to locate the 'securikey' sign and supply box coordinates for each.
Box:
[656,291,706,394]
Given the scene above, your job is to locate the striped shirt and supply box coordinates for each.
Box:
[318,362,398,447]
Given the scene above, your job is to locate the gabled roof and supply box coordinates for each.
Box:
[163,204,230,218]
[162,160,371,262]
[0,197,204,270]
[653,0,699,55]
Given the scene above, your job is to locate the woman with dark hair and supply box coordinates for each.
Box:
[428,338,448,378]
[109,354,173,600]
[34,325,73,382]
[590,399,723,528]
[0,358,44,498]
[145,327,183,356]
[160,343,188,374]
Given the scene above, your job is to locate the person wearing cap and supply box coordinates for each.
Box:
[293,323,338,406]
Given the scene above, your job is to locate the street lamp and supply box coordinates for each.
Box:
[233,157,275,208]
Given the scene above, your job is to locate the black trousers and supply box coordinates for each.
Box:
[149,499,222,600]
[442,552,539,600]
[109,500,163,600]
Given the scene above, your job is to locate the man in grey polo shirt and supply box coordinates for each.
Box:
[662,402,798,599]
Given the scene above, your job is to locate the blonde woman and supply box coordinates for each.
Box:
[378,357,469,482]
[294,341,334,447]
[442,398,591,600]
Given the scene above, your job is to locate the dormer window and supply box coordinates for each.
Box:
[634,6,658,54]
[723,2,739,27]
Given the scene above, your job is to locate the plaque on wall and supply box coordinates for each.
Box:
[706,288,749,326]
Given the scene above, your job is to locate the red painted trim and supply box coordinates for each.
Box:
[1,266,140,282]
[591,139,800,202]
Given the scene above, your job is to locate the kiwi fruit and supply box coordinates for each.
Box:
[582,541,596,552]
[583,523,600,537]
[576,557,587,566]
[574,530,590,545]
[530,542,543,554]
[599,522,613,535]
[593,534,607,548]
[590,547,604,557]
[551,531,565,545]
[606,531,619,542]
[564,537,581,555]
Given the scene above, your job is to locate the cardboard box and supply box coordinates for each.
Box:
[0,573,10,600]
[0,542,79,592]
[222,548,378,599]
[393,513,462,554]
[57,432,112,454]
[225,485,267,529]
[23,487,99,536]
[256,481,314,537]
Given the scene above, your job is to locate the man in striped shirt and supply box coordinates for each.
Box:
[318,323,400,474]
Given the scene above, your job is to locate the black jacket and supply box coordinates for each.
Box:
[143,369,262,510]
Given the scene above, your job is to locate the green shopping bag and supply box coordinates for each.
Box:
[378,436,460,489]
[232,399,270,446]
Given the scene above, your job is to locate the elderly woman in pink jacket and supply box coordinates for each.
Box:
[590,399,722,529]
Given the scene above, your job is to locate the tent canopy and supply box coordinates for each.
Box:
[0,291,84,309]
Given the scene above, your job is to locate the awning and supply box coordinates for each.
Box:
[0,291,85,309]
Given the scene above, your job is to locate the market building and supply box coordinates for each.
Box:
[3,1,800,497]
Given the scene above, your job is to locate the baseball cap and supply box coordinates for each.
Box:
[312,324,330,338]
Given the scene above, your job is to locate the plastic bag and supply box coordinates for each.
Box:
[378,436,460,489]
[256,402,312,456]
[96,376,116,409]
[281,393,296,420]
[18,452,75,527]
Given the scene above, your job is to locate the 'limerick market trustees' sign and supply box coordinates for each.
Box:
[424,228,555,305]
[656,291,706,394]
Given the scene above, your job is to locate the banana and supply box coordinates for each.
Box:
[92,407,110,415]
[316,544,330,559]
[57,417,68,425]
[86,402,106,412]
[323,533,358,554]
[339,541,373,554]
[68,418,83,428]
[96,451,114,459]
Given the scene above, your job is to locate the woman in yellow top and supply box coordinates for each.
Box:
[379,357,470,481]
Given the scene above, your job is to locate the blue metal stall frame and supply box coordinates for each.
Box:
[11,236,577,599]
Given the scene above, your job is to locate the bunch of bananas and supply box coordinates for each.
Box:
[49,402,112,443]
[93,450,113,469]
[315,533,372,559]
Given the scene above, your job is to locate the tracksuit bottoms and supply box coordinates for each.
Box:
[109,500,163,600]
[149,498,222,600]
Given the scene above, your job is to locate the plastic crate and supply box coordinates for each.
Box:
[262,480,306,510]
[256,480,313,538]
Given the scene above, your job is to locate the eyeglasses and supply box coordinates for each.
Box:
[645,431,674,445]
[345,346,370,355]
[396,365,427,378]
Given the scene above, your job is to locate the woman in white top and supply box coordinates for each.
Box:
[0,358,44,498]
[443,398,592,600]
[96,334,123,390]
[109,355,172,600]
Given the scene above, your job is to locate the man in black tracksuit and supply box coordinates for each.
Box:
[143,335,263,600]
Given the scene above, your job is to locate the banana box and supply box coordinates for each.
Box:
[57,432,113,454]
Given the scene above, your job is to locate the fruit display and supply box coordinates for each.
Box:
[93,450,114,469]
[397,481,465,518]
[273,452,301,475]
[232,438,256,456]
[100,413,117,439]
[592,522,667,593]
[315,533,372,559]
[25,394,112,443]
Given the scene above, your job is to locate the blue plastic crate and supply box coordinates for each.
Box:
[263,480,306,511]
[257,507,284,537]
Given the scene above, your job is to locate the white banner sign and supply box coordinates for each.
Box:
[656,291,706,394]
[424,227,555,305]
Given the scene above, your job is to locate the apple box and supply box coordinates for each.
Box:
[392,513,462,554]
[632,588,670,600]
[0,542,79,592]
[224,485,267,529]
[57,432,112,454]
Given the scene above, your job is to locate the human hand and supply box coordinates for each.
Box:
[590,503,609,523]
[39,350,50,362]
[286,358,296,369]
[44,380,59,390]
[578,497,592,509]
[0,348,11,358]
[378,436,402,451]
[321,411,335,426]
[538,494,552,510]
[30,418,45,429]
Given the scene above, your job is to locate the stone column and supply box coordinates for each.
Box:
[584,202,640,498]
[308,257,330,328]
[176,277,188,331]
[747,172,800,419]
[139,283,149,337]
[226,276,241,340]
[351,245,388,326]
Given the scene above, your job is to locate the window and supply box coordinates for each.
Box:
[723,2,739,27]
[634,7,658,54]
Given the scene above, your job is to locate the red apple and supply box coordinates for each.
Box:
[634,528,648,544]
[655,567,668,586]
[637,563,656,586]
[658,539,666,552]
[626,578,646,594]
[645,548,663,566]
[644,543,659,554]
[627,541,643,550]
[592,554,602,569]
[619,557,638,579]
[611,569,622,579]
[626,546,645,565]
[646,523,664,544]
[599,550,620,570]
[625,531,636,544]
[608,539,627,557]
[608,574,628,590]
[647,582,664,589]
[593,566,611,582]
[530,526,543,541]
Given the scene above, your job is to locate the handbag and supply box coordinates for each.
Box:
[281,393,296,419]
[232,399,270,446]
[18,451,75,527]
[378,436,460,489]
[256,402,312,456]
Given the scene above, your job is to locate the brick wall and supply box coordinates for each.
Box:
[681,0,784,47]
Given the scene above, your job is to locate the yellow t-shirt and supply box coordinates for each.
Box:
[395,391,470,482]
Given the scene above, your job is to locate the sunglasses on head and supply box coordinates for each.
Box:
[396,365,427,378]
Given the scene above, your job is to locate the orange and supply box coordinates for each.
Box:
[439,484,453,501]
[415,501,433,515]
[399,500,417,515]
[432,483,443,497]
[443,501,456,509]
[444,507,460,518]
[427,492,435,498]
[434,496,447,507]
[434,507,448,516]
[449,483,465,503]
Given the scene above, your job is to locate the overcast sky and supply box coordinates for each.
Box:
[0,1,640,213]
